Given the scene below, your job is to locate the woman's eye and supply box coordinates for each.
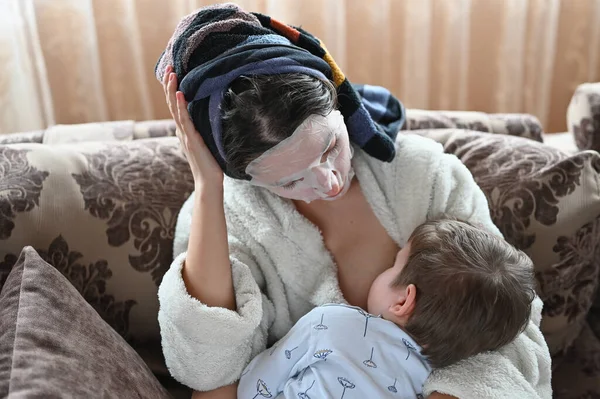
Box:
[322,138,341,161]
[331,140,341,153]
[283,180,299,190]
[328,138,341,155]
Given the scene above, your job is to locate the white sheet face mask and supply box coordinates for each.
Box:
[245,110,355,203]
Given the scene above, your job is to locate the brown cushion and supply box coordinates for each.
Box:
[0,138,194,385]
[416,129,600,357]
[0,246,171,398]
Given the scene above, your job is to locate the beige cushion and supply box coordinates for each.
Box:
[417,129,600,356]
[0,138,194,381]
[0,246,170,398]
[568,82,600,152]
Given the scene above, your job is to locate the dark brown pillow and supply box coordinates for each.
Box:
[0,246,171,398]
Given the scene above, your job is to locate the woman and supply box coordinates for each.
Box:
[157,4,550,399]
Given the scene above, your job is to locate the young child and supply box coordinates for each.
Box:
[237,219,537,398]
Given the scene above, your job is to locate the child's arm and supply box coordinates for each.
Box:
[237,311,315,397]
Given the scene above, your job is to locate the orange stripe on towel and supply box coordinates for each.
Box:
[270,18,300,42]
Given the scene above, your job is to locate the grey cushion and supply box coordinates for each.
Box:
[0,246,171,398]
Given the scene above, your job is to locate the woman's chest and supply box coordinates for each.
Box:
[323,209,399,309]
[294,184,400,309]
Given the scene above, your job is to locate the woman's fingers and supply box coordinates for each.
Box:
[161,66,186,144]
[166,73,186,144]
[167,73,180,123]
[176,91,196,140]
[161,68,203,158]
[162,65,172,97]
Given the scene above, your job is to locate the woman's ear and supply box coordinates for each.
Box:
[389,284,417,321]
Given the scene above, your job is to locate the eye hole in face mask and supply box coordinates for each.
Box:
[329,136,341,155]
[283,179,301,190]
[320,134,341,162]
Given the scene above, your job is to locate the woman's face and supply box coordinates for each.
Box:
[245,110,354,203]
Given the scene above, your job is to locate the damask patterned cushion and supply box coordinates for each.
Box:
[0,247,171,398]
[404,109,544,142]
[417,129,600,357]
[0,137,194,390]
[568,82,600,152]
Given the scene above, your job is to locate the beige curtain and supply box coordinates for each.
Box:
[1,0,599,134]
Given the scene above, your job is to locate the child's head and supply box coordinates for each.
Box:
[367,219,536,368]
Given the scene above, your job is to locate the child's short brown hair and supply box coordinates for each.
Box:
[393,219,536,368]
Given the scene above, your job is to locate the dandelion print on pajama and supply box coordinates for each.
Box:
[238,304,431,398]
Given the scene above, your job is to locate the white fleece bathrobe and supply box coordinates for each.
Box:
[158,134,552,398]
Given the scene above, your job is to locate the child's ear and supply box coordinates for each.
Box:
[389,284,417,319]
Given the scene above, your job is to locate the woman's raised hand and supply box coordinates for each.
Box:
[162,65,223,189]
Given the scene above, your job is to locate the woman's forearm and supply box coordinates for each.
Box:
[182,186,236,310]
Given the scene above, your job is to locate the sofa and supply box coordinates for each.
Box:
[1,83,599,398]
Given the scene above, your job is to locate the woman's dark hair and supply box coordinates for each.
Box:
[220,73,337,180]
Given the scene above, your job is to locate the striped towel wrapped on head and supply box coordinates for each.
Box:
[155,3,405,177]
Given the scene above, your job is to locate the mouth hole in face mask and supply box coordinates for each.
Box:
[332,170,341,186]
[323,170,342,196]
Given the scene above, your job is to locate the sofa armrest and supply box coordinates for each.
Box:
[567,82,600,152]
[0,119,177,145]
[133,120,176,139]
[403,109,543,142]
